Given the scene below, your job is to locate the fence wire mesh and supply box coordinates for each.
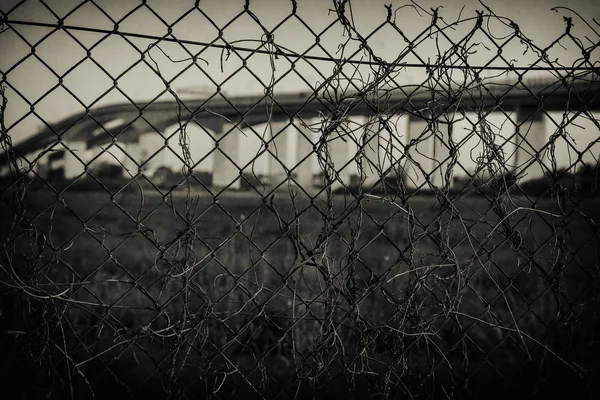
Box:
[1,0,600,399]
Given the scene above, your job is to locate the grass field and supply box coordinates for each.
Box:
[1,183,600,399]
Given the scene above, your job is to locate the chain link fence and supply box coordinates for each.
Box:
[1,1,600,399]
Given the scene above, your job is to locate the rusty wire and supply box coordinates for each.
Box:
[1,0,600,399]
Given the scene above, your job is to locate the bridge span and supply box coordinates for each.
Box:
[2,77,600,192]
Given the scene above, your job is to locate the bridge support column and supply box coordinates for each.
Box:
[63,141,86,180]
[212,123,240,190]
[138,132,166,177]
[360,116,381,189]
[33,152,50,179]
[120,141,139,178]
[514,108,547,181]
[403,113,451,191]
[295,117,317,192]
[330,123,351,192]
[379,114,409,187]
[405,115,433,190]
[430,117,451,189]
[314,119,350,191]
[346,115,379,189]
[267,122,293,188]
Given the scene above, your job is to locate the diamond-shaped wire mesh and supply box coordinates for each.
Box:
[1,1,600,399]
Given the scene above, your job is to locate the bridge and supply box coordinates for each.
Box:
[2,76,600,192]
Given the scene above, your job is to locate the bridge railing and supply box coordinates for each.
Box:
[1,2,600,399]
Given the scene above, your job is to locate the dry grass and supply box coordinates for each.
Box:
[1,186,599,399]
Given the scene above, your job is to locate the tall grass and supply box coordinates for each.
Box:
[1,186,599,399]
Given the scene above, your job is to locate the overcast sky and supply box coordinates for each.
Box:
[1,0,598,178]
